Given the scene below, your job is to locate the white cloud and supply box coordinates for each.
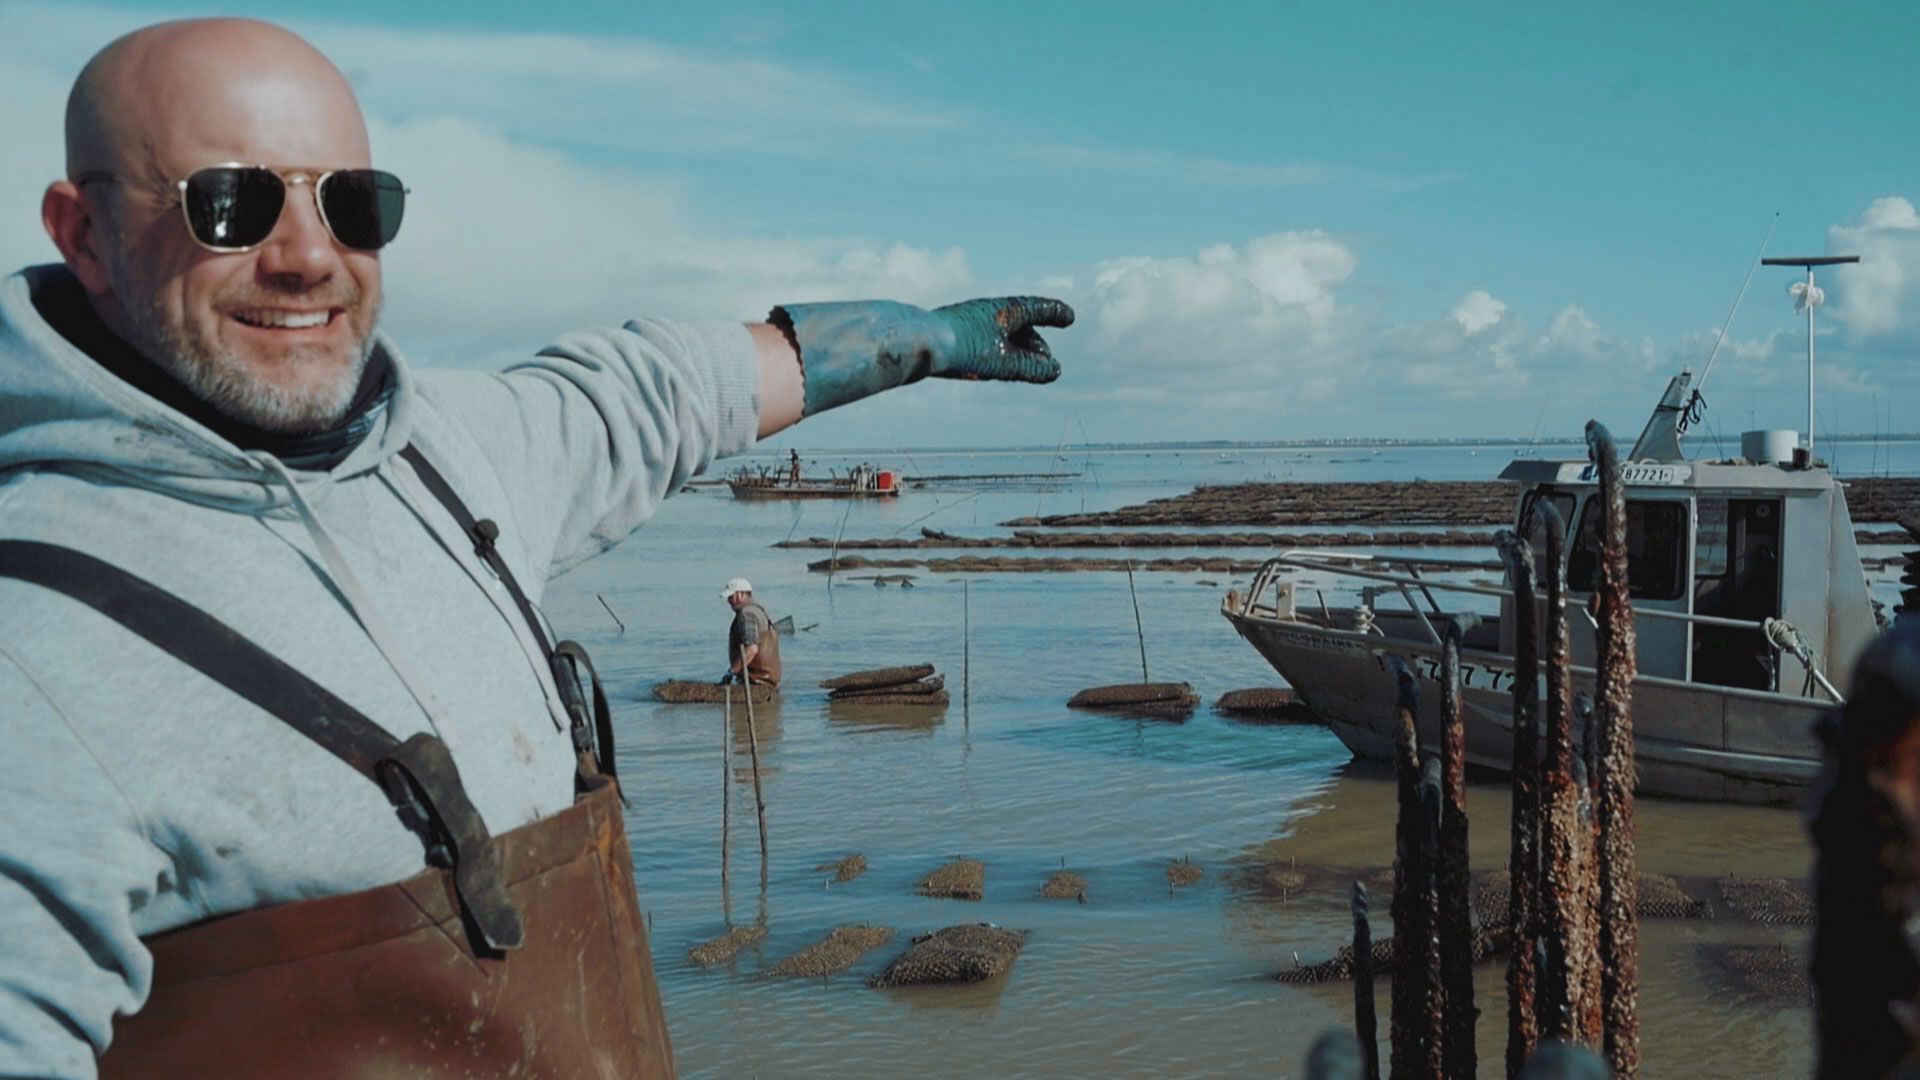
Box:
[1088,231,1354,348]
[1451,289,1507,336]
[1827,196,1920,339]
[369,114,974,366]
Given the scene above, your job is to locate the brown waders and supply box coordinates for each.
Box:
[0,447,673,1078]
[733,600,782,686]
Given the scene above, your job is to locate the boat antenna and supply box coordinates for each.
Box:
[1678,213,1779,437]
[1761,253,1860,457]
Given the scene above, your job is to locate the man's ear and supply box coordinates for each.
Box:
[42,181,114,293]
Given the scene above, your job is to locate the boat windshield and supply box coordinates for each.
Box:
[1566,497,1687,600]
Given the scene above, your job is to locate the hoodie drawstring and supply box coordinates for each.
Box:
[250,452,461,750]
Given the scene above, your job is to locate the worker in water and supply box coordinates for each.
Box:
[720,577,782,687]
[789,447,802,485]
[0,17,1071,1077]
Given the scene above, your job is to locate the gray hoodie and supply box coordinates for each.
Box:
[0,264,761,1076]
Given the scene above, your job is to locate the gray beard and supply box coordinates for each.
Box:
[119,293,377,436]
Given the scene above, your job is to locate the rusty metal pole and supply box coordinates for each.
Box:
[1534,502,1603,1046]
[1354,881,1382,1080]
[1586,420,1641,1078]
[1809,620,1920,1079]
[1495,532,1542,1078]
[1437,623,1476,1080]
[1386,656,1430,1079]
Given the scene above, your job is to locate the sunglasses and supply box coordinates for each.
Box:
[76,164,408,253]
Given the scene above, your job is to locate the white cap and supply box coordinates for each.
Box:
[721,577,753,598]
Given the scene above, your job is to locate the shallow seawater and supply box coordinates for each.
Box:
[541,441,1916,1078]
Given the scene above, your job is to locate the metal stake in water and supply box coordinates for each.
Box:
[1762,255,1859,457]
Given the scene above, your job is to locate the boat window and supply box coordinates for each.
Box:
[1694,498,1730,578]
[1691,498,1784,691]
[1566,498,1687,601]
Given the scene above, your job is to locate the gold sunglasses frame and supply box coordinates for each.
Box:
[74,163,409,254]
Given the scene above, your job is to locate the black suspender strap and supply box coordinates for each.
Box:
[398,446,556,658]
[0,540,524,953]
[397,446,621,795]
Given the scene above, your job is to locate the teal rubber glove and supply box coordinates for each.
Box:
[770,297,1072,417]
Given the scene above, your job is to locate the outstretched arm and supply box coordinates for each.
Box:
[749,323,804,438]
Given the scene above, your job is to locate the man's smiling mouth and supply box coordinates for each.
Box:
[229,307,338,330]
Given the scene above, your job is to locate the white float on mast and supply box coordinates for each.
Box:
[1761,254,1859,458]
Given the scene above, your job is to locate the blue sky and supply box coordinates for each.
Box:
[3,1,1916,448]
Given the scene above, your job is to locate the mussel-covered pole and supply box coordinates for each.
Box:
[1437,623,1477,1080]
[1534,502,1603,1045]
[1495,531,1542,1077]
[1417,757,1447,1079]
[1385,657,1437,1079]
[1353,881,1382,1080]
[1809,621,1920,1078]
[1586,420,1641,1078]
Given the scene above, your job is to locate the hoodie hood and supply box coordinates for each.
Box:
[0,264,418,513]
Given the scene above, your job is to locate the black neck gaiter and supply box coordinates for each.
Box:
[33,273,393,472]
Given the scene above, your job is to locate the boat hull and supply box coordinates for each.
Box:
[1224,609,1823,807]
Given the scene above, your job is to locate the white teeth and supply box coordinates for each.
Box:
[234,309,330,329]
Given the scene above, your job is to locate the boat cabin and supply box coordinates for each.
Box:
[1498,451,1878,696]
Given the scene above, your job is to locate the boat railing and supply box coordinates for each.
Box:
[1235,549,1845,703]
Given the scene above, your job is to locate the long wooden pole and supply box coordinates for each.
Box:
[1125,560,1149,682]
[721,682,732,887]
[743,680,769,859]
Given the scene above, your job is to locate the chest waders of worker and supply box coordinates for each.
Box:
[734,601,782,686]
[0,446,673,1079]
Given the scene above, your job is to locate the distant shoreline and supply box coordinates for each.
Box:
[745,434,1920,456]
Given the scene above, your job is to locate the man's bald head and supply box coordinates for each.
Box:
[66,18,369,185]
[43,18,388,435]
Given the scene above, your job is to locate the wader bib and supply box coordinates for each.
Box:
[732,601,782,686]
[0,447,673,1078]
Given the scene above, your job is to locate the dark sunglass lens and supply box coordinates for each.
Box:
[320,170,406,250]
[182,167,284,249]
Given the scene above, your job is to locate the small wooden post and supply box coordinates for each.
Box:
[1126,560,1150,682]
[963,579,972,726]
[596,593,626,633]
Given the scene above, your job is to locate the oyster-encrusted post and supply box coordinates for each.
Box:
[1386,656,1434,1079]
[1586,420,1640,1078]
[1437,623,1477,1080]
[1535,501,1603,1045]
[1495,531,1542,1077]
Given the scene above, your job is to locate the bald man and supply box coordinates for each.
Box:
[0,17,1069,1077]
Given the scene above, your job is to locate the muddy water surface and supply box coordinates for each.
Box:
[541,441,1918,1077]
